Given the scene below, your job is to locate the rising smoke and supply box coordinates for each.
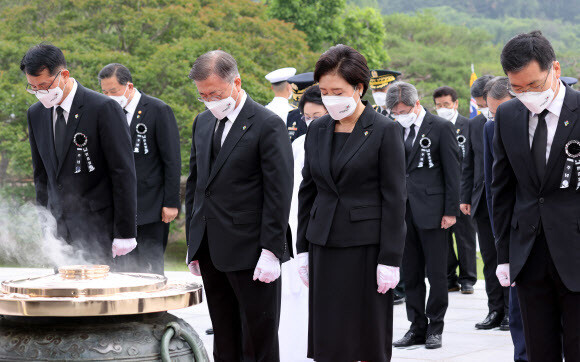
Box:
[0,199,89,268]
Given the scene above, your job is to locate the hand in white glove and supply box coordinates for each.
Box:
[377,264,400,294]
[253,249,281,283]
[112,238,137,258]
[188,260,201,276]
[496,263,515,287]
[297,252,309,287]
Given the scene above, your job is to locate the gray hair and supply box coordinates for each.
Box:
[386,81,419,110]
[484,76,513,101]
[188,50,239,83]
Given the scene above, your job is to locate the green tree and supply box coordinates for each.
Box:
[0,0,316,192]
[266,0,346,51]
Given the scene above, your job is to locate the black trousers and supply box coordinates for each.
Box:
[516,230,580,362]
[403,203,449,336]
[447,211,477,285]
[114,221,168,275]
[475,215,508,315]
[197,234,281,362]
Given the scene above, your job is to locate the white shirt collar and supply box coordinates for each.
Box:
[227,90,248,124]
[125,89,141,116]
[532,80,566,118]
[56,78,78,115]
[450,110,459,125]
[413,106,426,130]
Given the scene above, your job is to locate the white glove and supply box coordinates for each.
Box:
[297,252,309,287]
[188,260,201,276]
[253,249,281,283]
[377,264,400,294]
[496,263,515,287]
[112,238,137,258]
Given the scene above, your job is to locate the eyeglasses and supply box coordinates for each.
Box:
[390,106,414,116]
[197,83,234,103]
[302,113,328,122]
[508,68,552,94]
[26,70,62,95]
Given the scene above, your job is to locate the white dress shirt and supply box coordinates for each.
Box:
[404,106,427,145]
[52,79,78,137]
[449,110,459,125]
[124,89,142,126]
[214,90,248,146]
[528,80,566,163]
[265,96,293,124]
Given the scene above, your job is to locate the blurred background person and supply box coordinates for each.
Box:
[297,44,406,362]
[98,63,181,275]
[265,67,297,124]
[460,75,511,332]
[433,86,477,295]
[389,81,460,350]
[280,84,326,362]
[483,76,527,362]
[370,69,401,117]
[286,72,316,142]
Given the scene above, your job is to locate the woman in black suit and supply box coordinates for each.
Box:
[297,44,407,361]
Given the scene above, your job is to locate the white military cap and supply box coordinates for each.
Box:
[265,67,297,84]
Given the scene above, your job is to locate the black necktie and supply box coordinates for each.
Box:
[404,125,416,157]
[531,109,550,180]
[212,117,228,166]
[54,106,67,166]
[123,109,128,115]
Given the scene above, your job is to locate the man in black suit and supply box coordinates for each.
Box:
[98,63,181,275]
[22,44,137,264]
[185,50,293,361]
[493,31,580,361]
[433,86,478,295]
[389,82,460,350]
[461,76,510,331]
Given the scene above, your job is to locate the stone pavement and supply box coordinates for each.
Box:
[0,268,515,361]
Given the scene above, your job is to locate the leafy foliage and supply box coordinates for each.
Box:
[0,0,316,188]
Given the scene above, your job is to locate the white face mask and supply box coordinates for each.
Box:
[36,74,64,108]
[322,87,360,120]
[109,85,129,109]
[395,106,418,128]
[478,107,490,120]
[436,107,456,121]
[203,83,238,120]
[514,68,556,115]
[372,91,387,107]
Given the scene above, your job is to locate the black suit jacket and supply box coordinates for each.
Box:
[492,84,580,291]
[185,95,293,272]
[455,114,469,165]
[461,114,488,218]
[131,93,181,225]
[28,82,137,251]
[405,110,460,229]
[297,103,407,267]
[287,108,307,142]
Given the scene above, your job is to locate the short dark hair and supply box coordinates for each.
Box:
[432,86,458,103]
[314,44,370,96]
[20,43,66,76]
[501,31,556,74]
[98,63,133,85]
[471,75,494,98]
[189,50,239,83]
[484,76,514,101]
[298,85,323,113]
